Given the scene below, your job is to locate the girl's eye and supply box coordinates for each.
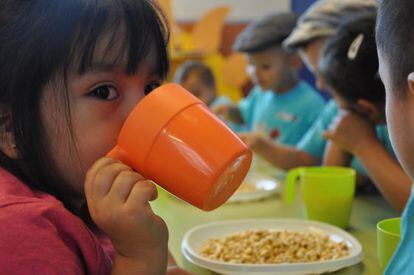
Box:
[144,82,161,95]
[88,85,119,100]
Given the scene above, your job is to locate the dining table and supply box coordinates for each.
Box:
[151,157,399,274]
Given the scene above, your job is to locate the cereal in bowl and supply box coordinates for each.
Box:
[200,230,350,264]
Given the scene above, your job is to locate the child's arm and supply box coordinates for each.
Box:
[212,104,244,124]
[324,111,412,212]
[323,141,353,166]
[323,141,373,187]
[239,133,319,170]
[85,157,168,275]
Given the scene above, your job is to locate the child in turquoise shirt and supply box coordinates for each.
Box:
[377,0,414,273]
[238,81,324,145]
[214,12,325,146]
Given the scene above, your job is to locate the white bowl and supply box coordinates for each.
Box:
[182,219,363,275]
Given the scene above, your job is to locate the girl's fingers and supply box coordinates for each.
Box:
[92,162,132,199]
[85,157,116,199]
[126,180,158,207]
[107,171,145,203]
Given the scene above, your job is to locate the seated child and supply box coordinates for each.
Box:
[319,13,411,211]
[0,1,190,274]
[214,12,325,146]
[173,60,243,131]
[173,60,231,108]
[375,0,414,273]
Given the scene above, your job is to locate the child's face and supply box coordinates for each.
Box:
[181,72,216,105]
[41,44,161,197]
[245,46,294,92]
[378,50,414,177]
[299,38,327,91]
[327,86,385,124]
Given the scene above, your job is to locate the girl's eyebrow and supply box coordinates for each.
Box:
[80,60,160,77]
[80,63,125,75]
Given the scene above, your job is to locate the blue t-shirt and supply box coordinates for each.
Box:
[385,185,414,274]
[297,100,396,176]
[238,81,325,146]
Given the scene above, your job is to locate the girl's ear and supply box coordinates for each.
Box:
[0,106,17,159]
[407,72,414,96]
[356,99,381,122]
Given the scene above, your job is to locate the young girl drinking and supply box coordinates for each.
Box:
[319,13,411,211]
[0,0,189,274]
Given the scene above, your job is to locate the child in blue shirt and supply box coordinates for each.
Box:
[376,0,414,273]
[318,13,411,211]
[214,12,325,146]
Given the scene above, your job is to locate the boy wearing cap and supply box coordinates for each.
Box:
[215,12,325,146]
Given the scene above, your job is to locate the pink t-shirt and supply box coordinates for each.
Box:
[0,168,115,274]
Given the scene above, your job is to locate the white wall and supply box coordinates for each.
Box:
[173,0,290,22]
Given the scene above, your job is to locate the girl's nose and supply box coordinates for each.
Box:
[122,87,147,122]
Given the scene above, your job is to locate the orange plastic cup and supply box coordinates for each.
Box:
[107,83,252,211]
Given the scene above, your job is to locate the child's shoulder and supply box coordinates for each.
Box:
[291,81,325,107]
[0,169,112,273]
[0,168,92,240]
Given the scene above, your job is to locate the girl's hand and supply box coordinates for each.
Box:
[323,110,378,155]
[85,157,168,272]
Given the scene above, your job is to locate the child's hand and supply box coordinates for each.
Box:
[85,157,168,271]
[239,132,268,153]
[212,104,231,119]
[323,110,378,155]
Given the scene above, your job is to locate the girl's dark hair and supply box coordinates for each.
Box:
[318,12,385,104]
[0,0,169,215]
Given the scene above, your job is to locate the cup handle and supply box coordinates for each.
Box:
[284,168,304,204]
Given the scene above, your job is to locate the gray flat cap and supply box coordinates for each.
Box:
[233,12,299,53]
[283,0,377,50]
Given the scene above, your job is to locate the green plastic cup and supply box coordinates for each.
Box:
[377,217,401,272]
[284,166,356,228]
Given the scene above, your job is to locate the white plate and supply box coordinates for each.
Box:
[227,175,281,203]
[182,219,363,275]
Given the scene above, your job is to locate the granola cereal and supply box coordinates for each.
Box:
[200,230,350,264]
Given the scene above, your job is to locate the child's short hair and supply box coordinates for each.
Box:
[173,61,216,89]
[233,12,298,53]
[319,13,385,104]
[376,0,414,93]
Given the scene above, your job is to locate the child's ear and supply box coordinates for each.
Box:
[356,99,381,122]
[0,105,17,159]
[407,72,414,95]
[290,53,303,71]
